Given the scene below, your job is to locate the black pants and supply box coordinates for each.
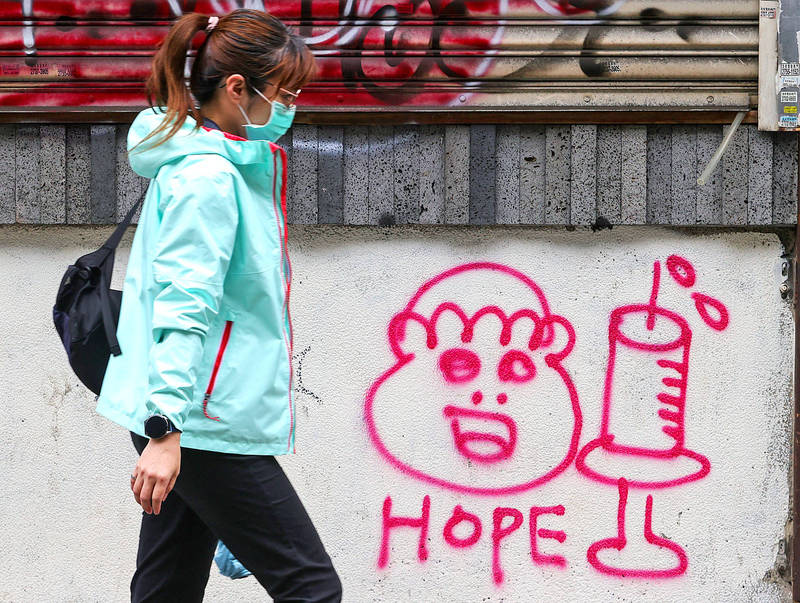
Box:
[129,432,342,602]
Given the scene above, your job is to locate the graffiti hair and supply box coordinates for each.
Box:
[134,8,316,150]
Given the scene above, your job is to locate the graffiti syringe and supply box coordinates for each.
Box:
[575,258,726,578]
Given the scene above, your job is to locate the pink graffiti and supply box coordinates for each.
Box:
[439,347,481,383]
[530,506,567,569]
[373,255,729,583]
[691,292,730,331]
[443,405,518,463]
[575,300,712,488]
[586,479,688,578]
[498,349,537,383]
[365,262,581,496]
[377,495,431,569]
[492,508,524,584]
[577,255,728,578]
[666,254,696,288]
[646,260,662,330]
[576,257,725,489]
[443,505,482,548]
[379,496,568,584]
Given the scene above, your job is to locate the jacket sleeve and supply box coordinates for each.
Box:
[144,163,239,431]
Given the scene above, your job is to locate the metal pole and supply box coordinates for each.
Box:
[697,111,747,186]
[793,130,800,603]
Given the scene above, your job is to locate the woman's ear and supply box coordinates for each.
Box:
[532,314,576,364]
[388,311,434,360]
[224,74,246,103]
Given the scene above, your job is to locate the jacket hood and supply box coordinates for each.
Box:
[127,106,277,179]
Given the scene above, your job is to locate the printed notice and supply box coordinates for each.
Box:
[784,106,798,114]
[779,115,798,128]
[761,7,777,18]
[781,91,798,103]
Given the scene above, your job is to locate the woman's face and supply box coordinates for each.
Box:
[209,73,283,138]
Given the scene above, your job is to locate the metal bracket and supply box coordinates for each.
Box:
[781,256,793,299]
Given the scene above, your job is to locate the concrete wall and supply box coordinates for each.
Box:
[1,124,797,227]
[0,224,792,601]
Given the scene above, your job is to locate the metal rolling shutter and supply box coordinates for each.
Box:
[0,1,758,116]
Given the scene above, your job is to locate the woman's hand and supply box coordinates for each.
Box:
[131,432,181,515]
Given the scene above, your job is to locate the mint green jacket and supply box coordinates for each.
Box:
[96,107,295,455]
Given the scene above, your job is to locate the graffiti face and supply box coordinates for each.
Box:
[365,263,582,495]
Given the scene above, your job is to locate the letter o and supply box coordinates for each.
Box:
[443,505,482,548]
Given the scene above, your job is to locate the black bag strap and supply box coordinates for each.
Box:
[91,189,147,357]
[98,269,122,356]
[101,188,147,253]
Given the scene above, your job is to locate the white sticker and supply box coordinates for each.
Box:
[779,115,798,128]
[781,76,800,87]
[599,59,621,73]
[781,91,798,103]
[780,62,800,76]
[761,7,777,18]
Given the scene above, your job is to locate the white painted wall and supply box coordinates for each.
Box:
[0,225,792,602]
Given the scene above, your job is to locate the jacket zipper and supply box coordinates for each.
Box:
[272,145,295,452]
[203,320,233,421]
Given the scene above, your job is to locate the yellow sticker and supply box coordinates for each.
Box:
[784,105,798,114]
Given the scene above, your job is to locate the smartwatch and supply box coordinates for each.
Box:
[144,414,180,439]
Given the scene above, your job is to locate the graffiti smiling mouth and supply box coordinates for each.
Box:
[443,405,518,463]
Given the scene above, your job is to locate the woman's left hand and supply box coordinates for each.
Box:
[130,432,182,515]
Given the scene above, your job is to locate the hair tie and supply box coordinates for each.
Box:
[206,16,219,33]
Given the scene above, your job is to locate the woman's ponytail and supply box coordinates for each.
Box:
[135,13,210,150]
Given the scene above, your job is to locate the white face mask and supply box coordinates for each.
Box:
[236,85,296,142]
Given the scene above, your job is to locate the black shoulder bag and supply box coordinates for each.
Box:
[53,191,146,395]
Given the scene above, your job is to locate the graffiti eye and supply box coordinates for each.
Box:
[498,350,536,383]
[439,348,481,384]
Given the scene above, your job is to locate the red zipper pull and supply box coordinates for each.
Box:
[203,392,220,421]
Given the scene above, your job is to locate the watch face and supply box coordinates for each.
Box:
[145,415,168,438]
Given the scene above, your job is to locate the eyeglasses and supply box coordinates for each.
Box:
[216,78,301,108]
[266,82,301,109]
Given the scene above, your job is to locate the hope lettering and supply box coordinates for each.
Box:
[377,496,567,584]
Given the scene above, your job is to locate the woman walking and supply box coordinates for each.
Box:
[95,9,342,601]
